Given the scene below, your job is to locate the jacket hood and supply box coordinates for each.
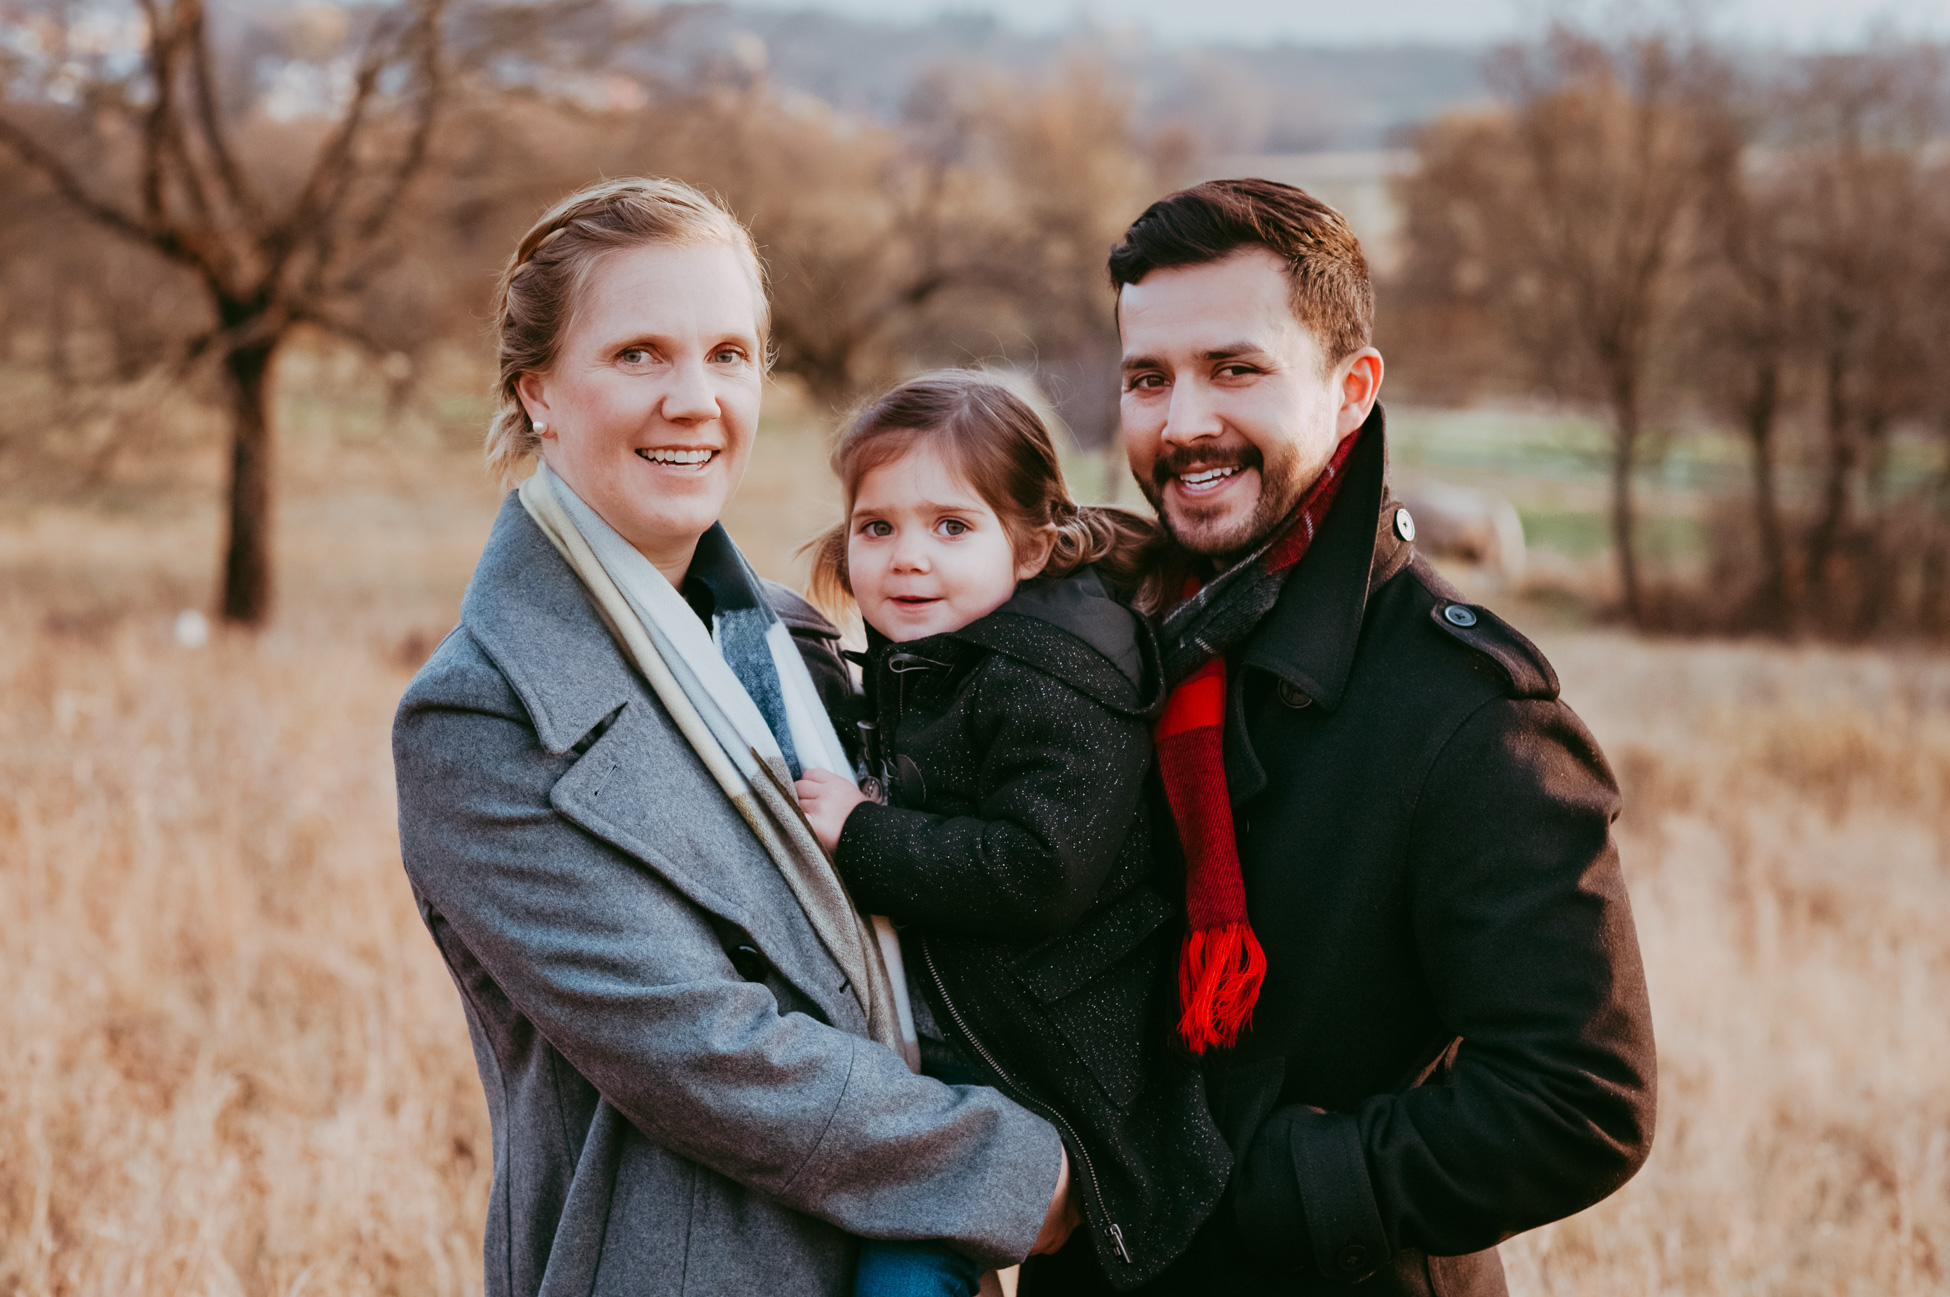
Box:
[861,566,1162,719]
[948,566,1161,718]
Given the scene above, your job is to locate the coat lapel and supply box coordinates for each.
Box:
[1228,411,1409,803]
[461,495,863,1029]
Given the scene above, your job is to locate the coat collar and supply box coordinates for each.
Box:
[456,493,868,1030]
[460,493,639,756]
[1236,402,1411,714]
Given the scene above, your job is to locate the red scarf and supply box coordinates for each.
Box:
[1155,433,1360,1053]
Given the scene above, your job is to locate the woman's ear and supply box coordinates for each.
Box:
[515,371,555,438]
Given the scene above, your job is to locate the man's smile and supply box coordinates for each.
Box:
[1174,465,1248,496]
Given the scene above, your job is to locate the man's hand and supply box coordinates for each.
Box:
[793,767,869,853]
[1029,1147,1081,1256]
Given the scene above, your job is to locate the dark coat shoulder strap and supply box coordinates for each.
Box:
[1426,597,1559,700]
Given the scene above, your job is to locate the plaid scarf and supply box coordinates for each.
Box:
[1154,429,1361,1052]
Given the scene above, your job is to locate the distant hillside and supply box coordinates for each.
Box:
[640,4,1493,151]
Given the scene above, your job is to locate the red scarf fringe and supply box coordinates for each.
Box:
[1178,922,1268,1053]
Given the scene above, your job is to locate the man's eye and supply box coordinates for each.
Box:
[936,519,969,537]
[1126,373,1166,391]
[1217,364,1260,379]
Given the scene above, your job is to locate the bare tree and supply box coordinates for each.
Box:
[1400,29,1723,624]
[1775,50,1943,630]
[0,0,448,624]
[1694,89,1801,629]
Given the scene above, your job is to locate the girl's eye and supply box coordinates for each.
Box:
[935,518,970,538]
[859,520,893,538]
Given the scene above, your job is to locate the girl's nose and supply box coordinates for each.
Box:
[889,535,930,572]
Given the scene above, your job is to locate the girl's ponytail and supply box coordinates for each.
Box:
[1042,502,1169,613]
[804,521,852,623]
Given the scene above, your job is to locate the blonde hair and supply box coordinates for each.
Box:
[485,177,768,485]
[806,371,1165,619]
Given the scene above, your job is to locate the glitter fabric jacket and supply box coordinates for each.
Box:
[834,567,1233,1291]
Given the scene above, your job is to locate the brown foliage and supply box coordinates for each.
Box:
[1396,30,1950,641]
[1393,29,1728,624]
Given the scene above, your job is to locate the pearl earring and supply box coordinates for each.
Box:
[533,421,548,437]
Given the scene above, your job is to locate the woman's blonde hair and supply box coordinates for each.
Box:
[485,177,767,485]
[806,371,1166,618]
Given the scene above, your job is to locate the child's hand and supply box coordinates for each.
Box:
[794,768,868,853]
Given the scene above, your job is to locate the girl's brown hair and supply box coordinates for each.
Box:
[807,371,1166,617]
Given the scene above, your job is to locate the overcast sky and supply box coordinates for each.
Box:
[733,0,1950,48]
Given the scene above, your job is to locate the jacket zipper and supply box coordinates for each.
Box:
[920,936,1133,1267]
[884,650,1131,1265]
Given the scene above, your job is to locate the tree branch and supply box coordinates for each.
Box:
[181,0,268,234]
[0,114,169,253]
[262,11,394,285]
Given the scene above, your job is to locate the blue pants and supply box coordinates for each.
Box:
[854,1239,983,1297]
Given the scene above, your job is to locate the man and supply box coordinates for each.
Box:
[1024,179,1655,1294]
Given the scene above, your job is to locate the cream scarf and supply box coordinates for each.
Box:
[518,464,918,1068]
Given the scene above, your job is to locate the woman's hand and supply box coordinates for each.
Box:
[794,768,869,853]
[1029,1147,1081,1256]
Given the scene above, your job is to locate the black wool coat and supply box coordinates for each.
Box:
[1023,415,1656,1297]
[834,569,1233,1290]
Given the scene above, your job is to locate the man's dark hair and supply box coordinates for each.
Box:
[1108,178,1374,366]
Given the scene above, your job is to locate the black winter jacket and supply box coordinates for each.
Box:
[1022,412,1656,1297]
[834,569,1232,1289]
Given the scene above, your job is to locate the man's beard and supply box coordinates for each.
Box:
[1142,438,1311,563]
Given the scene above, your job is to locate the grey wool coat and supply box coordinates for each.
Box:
[393,496,1063,1297]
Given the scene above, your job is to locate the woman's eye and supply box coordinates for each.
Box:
[936,519,969,537]
[619,347,652,365]
[712,347,746,364]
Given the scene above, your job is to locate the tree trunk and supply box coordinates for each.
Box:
[1609,372,1645,626]
[1743,360,1792,631]
[220,338,279,625]
[1803,348,1855,615]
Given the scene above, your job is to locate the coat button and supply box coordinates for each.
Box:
[1443,603,1479,628]
[1337,1244,1369,1273]
[1394,507,1416,542]
[729,945,769,982]
[1277,680,1312,709]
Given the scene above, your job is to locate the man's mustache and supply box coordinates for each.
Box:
[1152,443,1264,491]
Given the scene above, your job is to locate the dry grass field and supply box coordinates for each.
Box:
[3,400,1948,1295]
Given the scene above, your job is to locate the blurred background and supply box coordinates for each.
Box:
[3,1,1948,1293]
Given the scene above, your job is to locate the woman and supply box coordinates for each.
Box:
[392,178,1073,1297]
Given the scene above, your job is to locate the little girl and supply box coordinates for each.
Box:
[794,373,1230,1296]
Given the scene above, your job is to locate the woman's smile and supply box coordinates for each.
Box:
[635,446,720,468]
